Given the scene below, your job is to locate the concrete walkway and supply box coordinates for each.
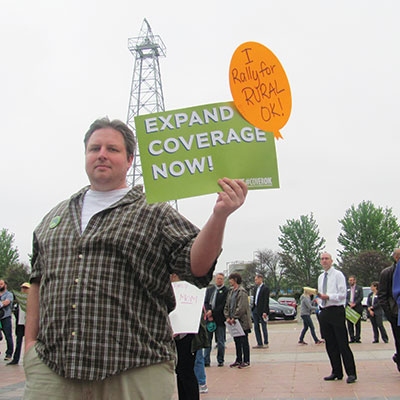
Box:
[1,317,399,399]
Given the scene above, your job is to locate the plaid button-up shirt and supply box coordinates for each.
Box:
[31,185,213,380]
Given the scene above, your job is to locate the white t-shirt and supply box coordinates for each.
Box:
[81,188,130,232]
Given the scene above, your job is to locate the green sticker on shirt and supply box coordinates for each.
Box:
[49,216,61,229]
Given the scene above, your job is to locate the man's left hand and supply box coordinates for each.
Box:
[214,178,248,217]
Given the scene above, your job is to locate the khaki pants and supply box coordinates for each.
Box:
[23,346,175,400]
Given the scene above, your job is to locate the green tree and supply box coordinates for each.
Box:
[241,262,257,293]
[339,250,391,286]
[4,262,30,292]
[0,228,19,277]
[253,249,284,297]
[338,200,400,259]
[278,213,325,289]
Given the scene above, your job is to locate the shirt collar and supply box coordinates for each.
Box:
[71,185,144,207]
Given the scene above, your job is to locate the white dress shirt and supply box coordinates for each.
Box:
[318,267,347,308]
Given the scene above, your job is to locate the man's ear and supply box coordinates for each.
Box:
[127,154,134,169]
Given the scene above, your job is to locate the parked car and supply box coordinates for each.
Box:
[269,298,297,320]
[278,296,297,310]
[361,286,372,321]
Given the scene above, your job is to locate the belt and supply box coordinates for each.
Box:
[320,305,343,310]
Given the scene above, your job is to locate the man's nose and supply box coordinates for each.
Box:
[97,147,108,158]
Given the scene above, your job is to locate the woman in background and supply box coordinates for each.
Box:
[367,282,389,343]
[224,273,252,369]
[298,287,324,345]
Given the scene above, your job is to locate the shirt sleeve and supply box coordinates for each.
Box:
[327,270,347,305]
[392,262,400,310]
[30,232,42,282]
[161,206,215,288]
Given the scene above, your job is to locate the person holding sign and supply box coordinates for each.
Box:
[170,273,209,400]
[317,253,357,384]
[24,117,248,400]
[224,273,252,369]
[204,272,228,367]
[298,287,324,345]
[6,282,30,365]
[346,275,363,343]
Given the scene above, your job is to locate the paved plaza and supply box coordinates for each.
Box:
[1,316,399,399]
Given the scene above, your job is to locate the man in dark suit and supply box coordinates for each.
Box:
[346,275,363,343]
[252,273,270,349]
[204,273,228,367]
[378,248,400,372]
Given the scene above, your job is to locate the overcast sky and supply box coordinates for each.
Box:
[1,1,399,272]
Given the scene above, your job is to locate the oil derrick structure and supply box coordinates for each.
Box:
[126,19,178,207]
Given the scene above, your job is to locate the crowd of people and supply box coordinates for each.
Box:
[2,247,400,397]
[1,118,399,399]
[176,247,400,397]
[201,249,400,391]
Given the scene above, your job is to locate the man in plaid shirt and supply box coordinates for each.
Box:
[24,117,247,400]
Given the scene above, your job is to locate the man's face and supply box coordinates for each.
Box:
[254,276,262,286]
[320,253,333,271]
[215,274,224,286]
[85,128,133,192]
[348,277,356,286]
[0,280,5,291]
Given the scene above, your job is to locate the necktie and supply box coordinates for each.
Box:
[255,286,261,306]
[350,286,355,303]
[322,272,328,307]
[210,287,217,310]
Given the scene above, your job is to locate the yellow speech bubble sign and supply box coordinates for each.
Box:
[229,42,291,139]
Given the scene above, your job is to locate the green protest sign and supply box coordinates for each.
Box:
[345,306,361,325]
[134,101,279,203]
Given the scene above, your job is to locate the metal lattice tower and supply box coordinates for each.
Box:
[126,19,178,209]
[126,20,166,183]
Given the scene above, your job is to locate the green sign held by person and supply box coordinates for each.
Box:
[135,101,280,203]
